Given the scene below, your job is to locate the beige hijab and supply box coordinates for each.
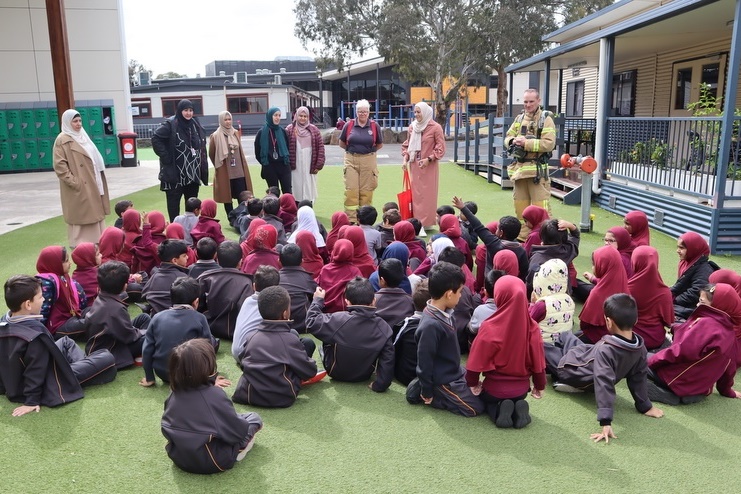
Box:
[212,110,240,168]
[407,102,433,156]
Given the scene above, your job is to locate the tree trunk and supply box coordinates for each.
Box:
[496,65,508,117]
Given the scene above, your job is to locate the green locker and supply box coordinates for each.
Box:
[34,109,50,138]
[10,140,25,169]
[49,108,58,136]
[93,136,104,160]
[39,139,53,169]
[0,140,10,170]
[24,139,39,169]
[77,108,89,133]
[0,111,7,139]
[6,110,21,139]
[87,107,103,136]
[21,110,36,138]
[104,136,119,166]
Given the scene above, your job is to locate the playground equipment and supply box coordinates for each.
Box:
[560,153,597,232]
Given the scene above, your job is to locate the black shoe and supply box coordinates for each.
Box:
[513,400,531,429]
[646,379,680,406]
[680,394,707,405]
[495,400,515,428]
[406,378,423,405]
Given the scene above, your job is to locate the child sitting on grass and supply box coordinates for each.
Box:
[190,199,225,245]
[36,245,88,340]
[393,279,429,386]
[113,199,133,229]
[232,286,318,408]
[141,240,190,315]
[406,262,484,417]
[71,242,101,305]
[544,293,664,443]
[173,197,201,246]
[306,277,395,392]
[139,277,218,386]
[357,205,384,263]
[161,339,262,474]
[529,258,575,340]
[378,208,401,248]
[374,258,415,329]
[187,237,220,279]
[0,275,117,416]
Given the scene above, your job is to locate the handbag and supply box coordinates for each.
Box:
[397,169,413,220]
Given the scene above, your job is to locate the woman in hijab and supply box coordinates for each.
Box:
[152,99,206,221]
[278,193,298,233]
[339,225,376,278]
[255,107,291,194]
[466,276,545,428]
[579,246,630,343]
[208,110,253,215]
[624,210,650,247]
[316,239,363,313]
[53,109,110,247]
[522,205,550,257]
[36,246,87,339]
[241,224,281,275]
[294,230,325,280]
[628,246,674,350]
[401,101,446,228]
[671,232,717,320]
[286,106,325,204]
[326,211,350,254]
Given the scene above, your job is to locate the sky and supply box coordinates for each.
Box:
[121,0,317,77]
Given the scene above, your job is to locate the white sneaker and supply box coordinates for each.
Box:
[419,226,427,237]
[237,425,262,461]
[553,382,585,393]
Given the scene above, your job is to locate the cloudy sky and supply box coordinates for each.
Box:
[121,0,316,77]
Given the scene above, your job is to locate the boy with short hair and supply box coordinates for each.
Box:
[261,196,288,245]
[469,269,507,335]
[357,205,384,262]
[438,246,482,353]
[232,266,280,362]
[0,275,117,416]
[114,200,133,229]
[306,277,395,392]
[544,293,663,443]
[406,262,484,416]
[141,240,190,315]
[238,197,264,241]
[85,261,151,369]
[232,286,318,408]
[279,244,317,334]
[375,258,415,329]
[377,209,401,247]
[197,241,254,339]
[173,197,202,246]
[188,237,221,279]
[393,279,429,385]
[139,277,218,386]
[228,190,254,230]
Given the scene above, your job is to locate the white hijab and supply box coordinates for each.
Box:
[288,205,326,247]
[407,102,433,156]
[431,236,454,263]
[61,109,105,195]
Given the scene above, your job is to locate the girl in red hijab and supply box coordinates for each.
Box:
[121,208,141,267]
[579,246,629,343]
[393,220,427,267]
[710,269,741,297]
[465,276,545,428]
[522,205,550,257]
[316,239,362,313]
[165,223,197,266]
[295,230,325,279]
[671,232,716,320]
[475,221,498,293]
[148,210,168,245]
[493,249,519,277]
[584,227,635,285]
[624,210,650,247]
[241,224,281,275]
[239,218,266,257]
[628,246,674,350]
[326,211,350,255]
[340,225,376,278]
[36,246,87,339]
[439,214,472,268]
[278,193,298,232]
[99,226,126,263]
[190,199,225,245]
[71,242,101,305]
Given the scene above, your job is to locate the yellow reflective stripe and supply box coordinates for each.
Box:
[515,164,540,172]
[532,140,540,152]
[541,126,556,133]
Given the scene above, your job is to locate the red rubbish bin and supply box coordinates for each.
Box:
[118,132,138,167]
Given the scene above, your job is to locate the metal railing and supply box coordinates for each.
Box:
[605,116,741,199]
[132,123,161,139]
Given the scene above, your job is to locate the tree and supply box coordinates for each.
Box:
[155,71,187,80]
[128,59,151,85]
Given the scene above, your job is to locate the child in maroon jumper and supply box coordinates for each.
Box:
[627,246,673,350]
[72,242,101,305]
[36,246,87,340]
[579,246,629,343]
[190,199,226,245]
[316,239,362,313]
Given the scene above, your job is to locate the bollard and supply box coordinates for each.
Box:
[560,154,597,232]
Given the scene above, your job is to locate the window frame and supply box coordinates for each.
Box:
[226,93,269,114]
[161,97,204,118]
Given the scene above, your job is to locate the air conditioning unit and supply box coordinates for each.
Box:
[138,71,150,86]
[274,75,282,85]
[234,71,248,83]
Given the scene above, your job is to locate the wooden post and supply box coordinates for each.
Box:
[45,0,75,120]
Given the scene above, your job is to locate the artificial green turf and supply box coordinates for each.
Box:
[2,161,741,493]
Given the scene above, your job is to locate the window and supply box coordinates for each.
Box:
[566,81,584,117]
[611,70,636,116]
[162,97,203,117]
[131,99,151,119]
[227,94,268,114]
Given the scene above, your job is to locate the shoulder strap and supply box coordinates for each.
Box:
[537,110,552,139]
[345,119,354,144]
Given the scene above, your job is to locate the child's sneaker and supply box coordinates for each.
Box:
[513,400,531,429]
[237,424,263,461]
[301,369,327,386]
[553,382,585,393]
[495,399,514,428]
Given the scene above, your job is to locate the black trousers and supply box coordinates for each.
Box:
[480,391,527,423]
[260,163,292,195]
[224,178,249,215]
[165,183,200,222]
